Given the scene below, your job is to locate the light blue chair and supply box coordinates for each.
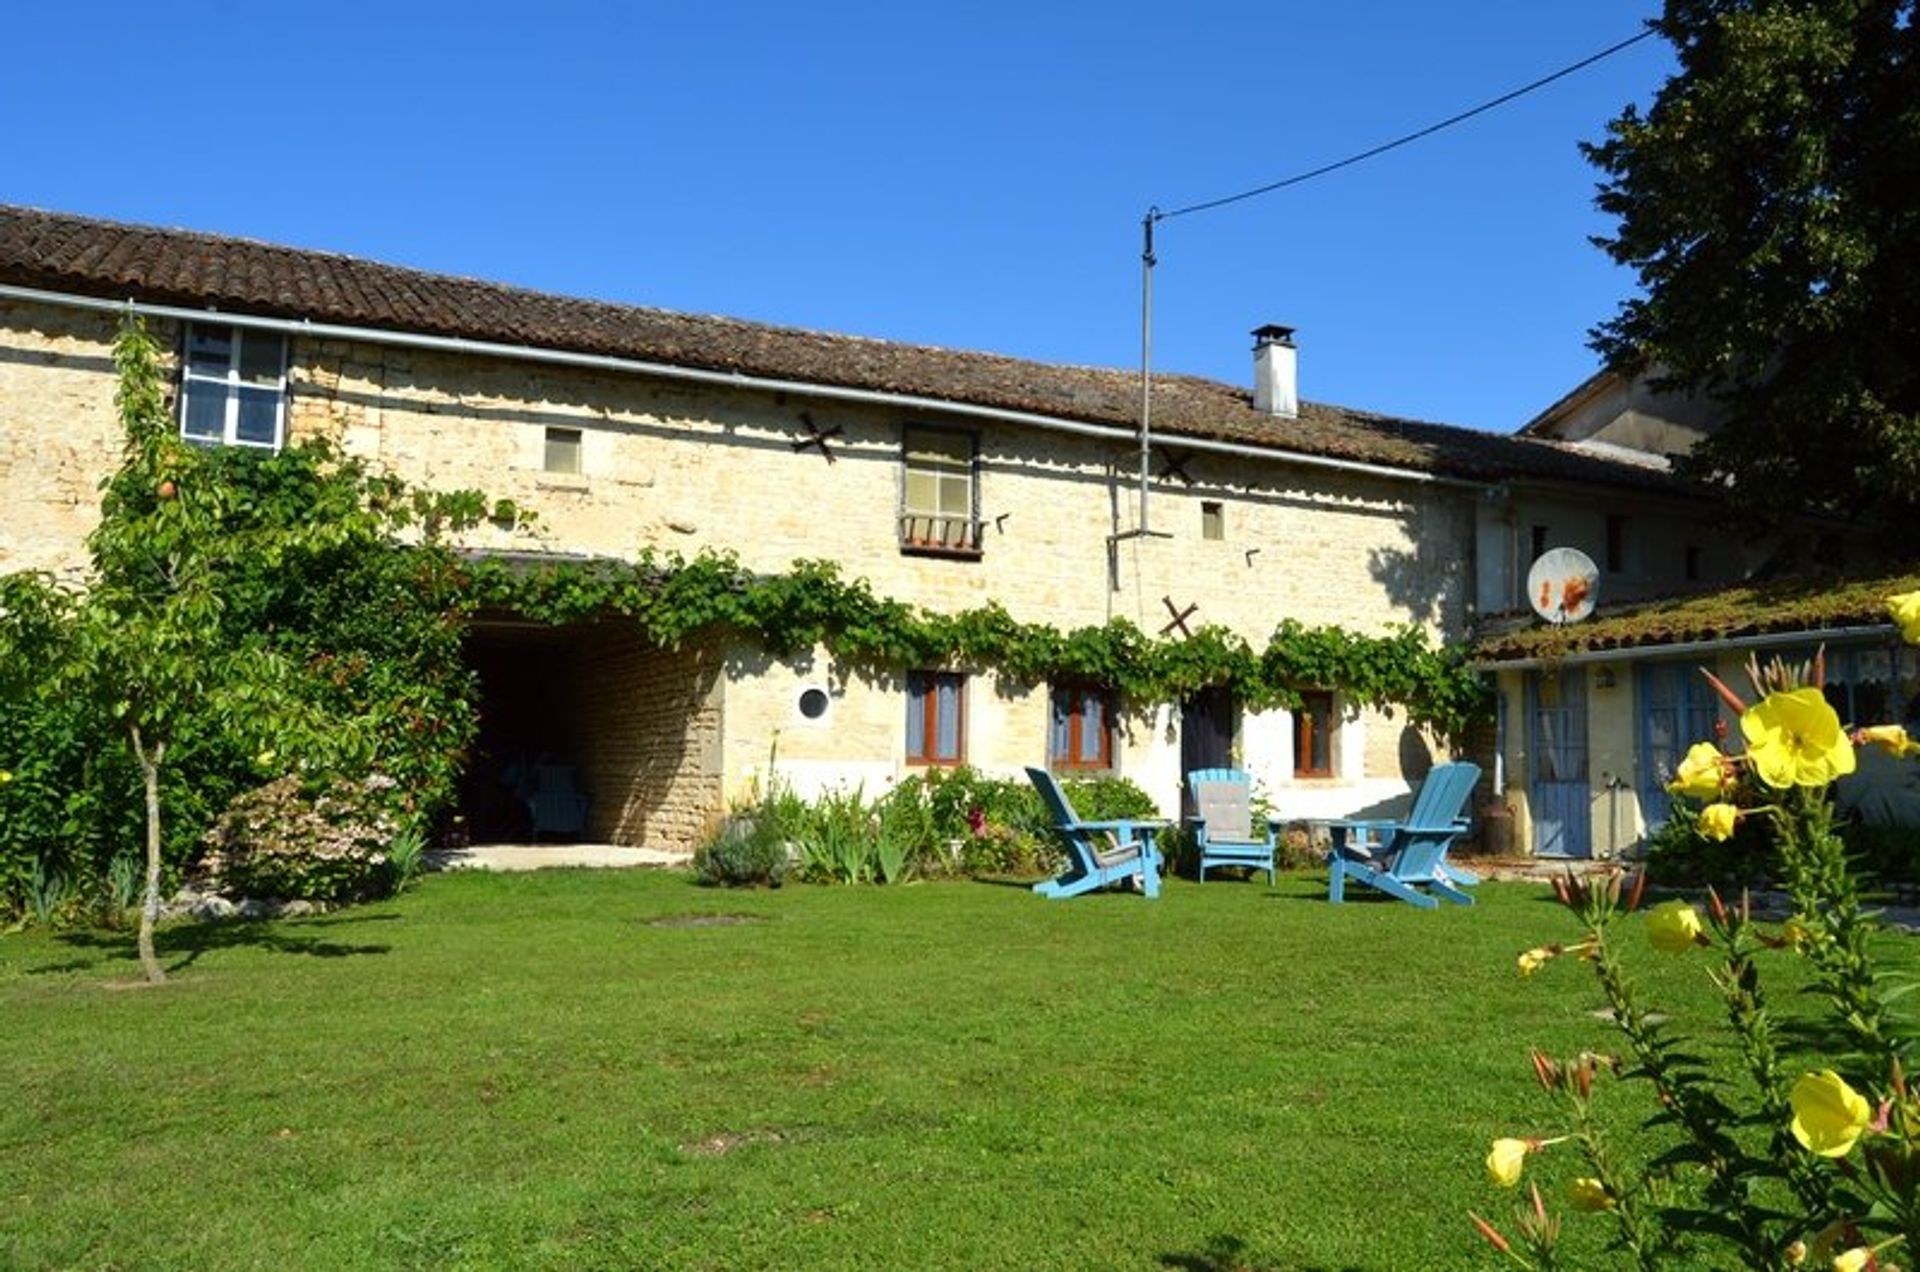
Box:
[1025,767,1162,900]
[1187,768,1277,884]
[526,764,590,840]
[1327,761,1481,909]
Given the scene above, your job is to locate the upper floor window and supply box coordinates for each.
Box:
[179,323,287,450]
[1201,501,1224,541]
[1293,690,1336,779]
[906,670,967,765]
[544,426,583,475]
[899,425,982,558]
[1049,683,1114,771]
[1605,515,1627,574]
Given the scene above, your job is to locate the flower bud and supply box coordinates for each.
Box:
[1565,1177,1613,1212]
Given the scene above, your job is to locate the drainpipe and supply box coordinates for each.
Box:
[0,281,1488,493]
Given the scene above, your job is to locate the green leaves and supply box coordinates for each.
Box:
[475,550,1490,739]
[1585,0,1920,526]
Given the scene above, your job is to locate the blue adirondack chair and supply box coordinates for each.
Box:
[1025,767,1163,899]
[1187,768,1277,884]
[1326,761,1482,909]
[526,764,590,840]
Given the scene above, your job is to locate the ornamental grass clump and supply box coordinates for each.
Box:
[1472,613,1920,1272]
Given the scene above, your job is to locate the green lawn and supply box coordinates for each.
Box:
[0,870,1882,1271]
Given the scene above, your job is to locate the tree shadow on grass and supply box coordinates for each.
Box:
[1161,1233,1354,1272]
[43,922,391,975]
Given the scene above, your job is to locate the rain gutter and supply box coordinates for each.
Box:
[0,281,1485,492]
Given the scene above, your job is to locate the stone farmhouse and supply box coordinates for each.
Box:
[0,204,1759,856]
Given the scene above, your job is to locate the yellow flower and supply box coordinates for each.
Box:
[1789,1070,1871,1158]
[1668,741,1729,800]
[1486,1137,1533,1188]
[1566,1177,1613,1212]
[1832,1247,1870,1272]
[1742,689,1856,790]
[1890,591,1920,644]
[1699,802,1740,842]
[1647,899,1704,954]
[1782,915,1814,950]
[1857,724,1920,759]
[0,769,12,785]
[1517,946,1556,978]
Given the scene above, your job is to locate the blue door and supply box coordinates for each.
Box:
[1637,662,1720,835]
[1528,668,1590,859]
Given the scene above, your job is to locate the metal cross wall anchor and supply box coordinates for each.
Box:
[1155,445,1195,486]
[1160,596,1199,638]
[789,411,844,463]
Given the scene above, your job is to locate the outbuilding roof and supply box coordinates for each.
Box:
[1473,569,1919,662]
[1,203,1687,492]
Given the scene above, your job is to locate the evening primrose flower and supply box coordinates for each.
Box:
[0,769,12,785]
[1856,724,1920,759]
[1486,1137,1533,1187]
[1789,1070,1872,1158]
[1518,946,1556,978]
[1742,689,1856,790]
[1699,802,1741,842]
[1668,741,1730,800]
[1647,899,1705,953]
[1565,1177,1613,1212]
[1832,1248,1870,1272]
[1890,591,1920,644]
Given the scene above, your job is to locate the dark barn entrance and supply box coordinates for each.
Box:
[461,624,593,843]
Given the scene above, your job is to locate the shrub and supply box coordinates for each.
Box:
[203,773,405,903]
[692,813,791,888]
[1642,800,1777,887]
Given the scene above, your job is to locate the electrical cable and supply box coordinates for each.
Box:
[1155,26,1659,224]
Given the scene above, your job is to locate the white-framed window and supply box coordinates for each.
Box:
[179,323,289,449]
[899,425,982,557]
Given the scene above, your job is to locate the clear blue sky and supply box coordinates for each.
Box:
[2,2,1671,432]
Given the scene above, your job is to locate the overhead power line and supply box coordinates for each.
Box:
[1156,26,1660,224]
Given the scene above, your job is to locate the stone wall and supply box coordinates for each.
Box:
[569,628,724,854]
[2,300,1483,838]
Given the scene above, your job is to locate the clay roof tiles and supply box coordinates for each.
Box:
[0,203,1685,493]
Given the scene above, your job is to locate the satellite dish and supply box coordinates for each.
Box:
[1528,547,1600,625]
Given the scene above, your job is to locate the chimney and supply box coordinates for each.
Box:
[1252,324,1298,418]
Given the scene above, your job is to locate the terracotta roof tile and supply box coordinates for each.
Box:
[1473,570,1920,661]
[0,203,1688,492]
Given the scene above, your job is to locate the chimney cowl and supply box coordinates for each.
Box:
[1252,324,1299,418]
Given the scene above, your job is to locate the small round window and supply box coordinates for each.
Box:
[796,686,831,721]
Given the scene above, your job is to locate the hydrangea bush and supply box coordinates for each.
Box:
[1473,592,1920,1272]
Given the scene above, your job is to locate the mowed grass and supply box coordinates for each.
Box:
[0,869,1893,1271]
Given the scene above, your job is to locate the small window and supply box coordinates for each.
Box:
[1530,525,1549,564]
[179,323,288,449]
[906,670,966,765]
[900,426,981,557]
[544,426,583,475]
[1293,690,1335,779]
[1684,543,1702,582]
[1200,501,1224,541]
[796,685,831,721]
[1049,683,1114,770]
[1605,515,1626,574]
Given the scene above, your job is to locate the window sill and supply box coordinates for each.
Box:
[899,542,983,562]
[536,473,590,492]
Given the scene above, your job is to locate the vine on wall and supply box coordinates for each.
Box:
[463,551,1491,741]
